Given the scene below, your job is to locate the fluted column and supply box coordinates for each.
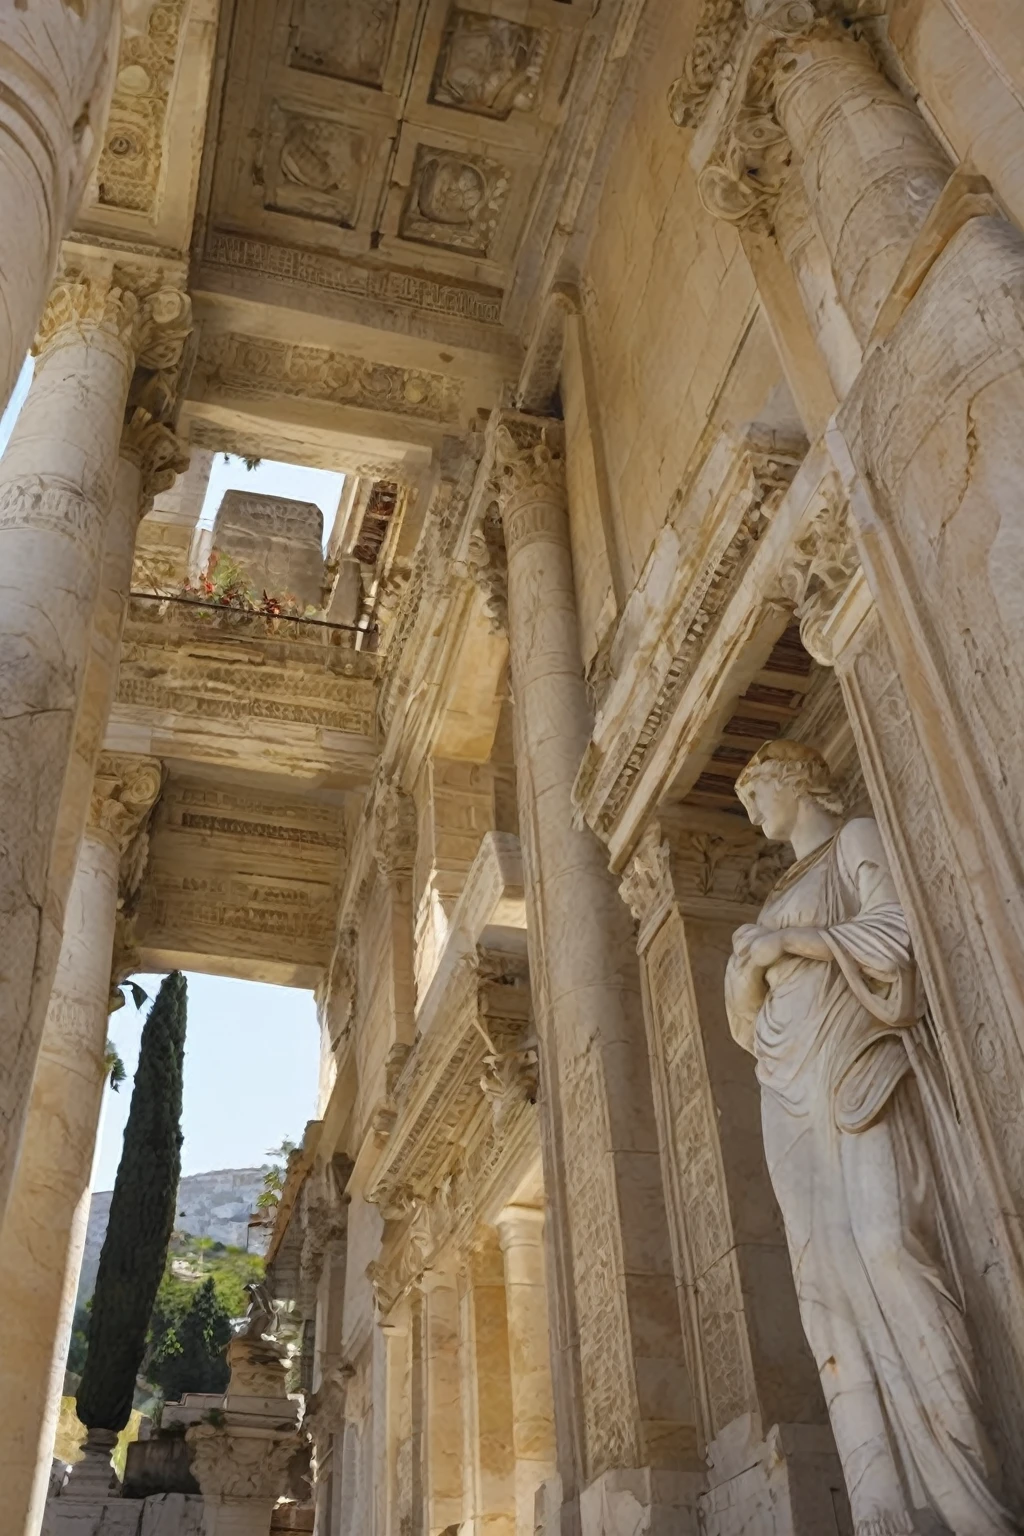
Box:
[493,412,699,1533]
[0,753,161,1536]
[0,274,190,1225]
[495,1207,556,1536]
[0,3,120,413]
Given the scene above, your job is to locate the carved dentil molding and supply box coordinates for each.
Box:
[777,476,860,664]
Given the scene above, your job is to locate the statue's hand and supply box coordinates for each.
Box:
[733,923,765,957]
[746,930,788,969]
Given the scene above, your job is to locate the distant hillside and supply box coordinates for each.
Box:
[79,1166,270,1302]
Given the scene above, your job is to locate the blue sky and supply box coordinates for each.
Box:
[1,357,332,1194]
[94,974,321,1191]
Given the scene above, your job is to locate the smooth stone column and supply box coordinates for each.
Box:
[770,20,950,345]
[493,412,699,1534]
[0,754,161,1536]
[421,1271,464,1533]
[0,276,190,1226]
[0,3,120,413]
[495,1207,556,1536]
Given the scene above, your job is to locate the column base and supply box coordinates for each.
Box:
[579,1467,704,1535]
[699,1415,852,1536]
[61,1428,121,1501]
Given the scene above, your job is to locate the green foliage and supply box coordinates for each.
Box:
[254,1138,297,1212]
[77,973,188,1432]
[148,1278,232,1401]
[103,1041,126,1092]
[66,1304,91,1377]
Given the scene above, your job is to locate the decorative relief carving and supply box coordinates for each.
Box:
[95,0,187,214]
[34,277,139,356]
[401,147,510,257]
[187,1424,301,1501]
[777,478,859,664]
[575,446,798,837]
[466,502,508,633]
[89,753,163,857]
[202,232,504,326]
[373,781,417,877]
[121,411,189,506]
[480,1045,538,1132]
[197,331,462,423]
[431,9,548,119]
[667,0,744,130]
[618,824,675,951]
[265,106,368,228]
[289,0,399,88]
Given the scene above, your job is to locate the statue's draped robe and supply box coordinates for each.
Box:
[725,818,1014,1536]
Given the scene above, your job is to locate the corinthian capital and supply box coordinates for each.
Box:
[618,824,675,951]
[121,410,190,507]
[88,753,163,858]
[493,416,566,507]
[34,277,140,357]
[373,780,416,878]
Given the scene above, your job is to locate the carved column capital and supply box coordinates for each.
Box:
[491,414,567,556]
[777,476,860,664]
[34,277,141,359]
[120,411,190,508]
[618,824,676,952]
[88,752,162,858]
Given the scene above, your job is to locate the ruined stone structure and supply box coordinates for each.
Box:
[3,0,1024,1534]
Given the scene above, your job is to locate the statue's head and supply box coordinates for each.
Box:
[735,740,844,841]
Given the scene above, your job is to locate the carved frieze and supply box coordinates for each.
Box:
[201,233,504,327]
[400,147,511,258]
[289,0,399,88]
[95,0,188,216]
[264,107,369,228]
[197,330,462,424]
[430,9,548,119]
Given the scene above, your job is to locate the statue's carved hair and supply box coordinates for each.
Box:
[735,739,846,817]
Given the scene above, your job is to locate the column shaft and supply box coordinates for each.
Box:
[0,3,119,412]
[0,284,136,1220]
[422,1275,464,1534]
[495,414,698,1531]
[772,24,950,344]
[0,828,119,1536]
[496,1208,557,1536]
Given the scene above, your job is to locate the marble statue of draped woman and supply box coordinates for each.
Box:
[724,740,1017,1536]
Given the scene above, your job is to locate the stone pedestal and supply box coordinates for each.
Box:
[0,3,119,413]
[495,1207,556,1536]
[493,412,700,1534]
[0,274,189,1228]
[0,756,161,1536]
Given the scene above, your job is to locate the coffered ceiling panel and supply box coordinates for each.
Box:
[204,0,583,294]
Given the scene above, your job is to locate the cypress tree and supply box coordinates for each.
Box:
[77,971,188,1432]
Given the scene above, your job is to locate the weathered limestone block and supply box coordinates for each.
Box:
[0,2,120,412]
[210,491,325,610]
